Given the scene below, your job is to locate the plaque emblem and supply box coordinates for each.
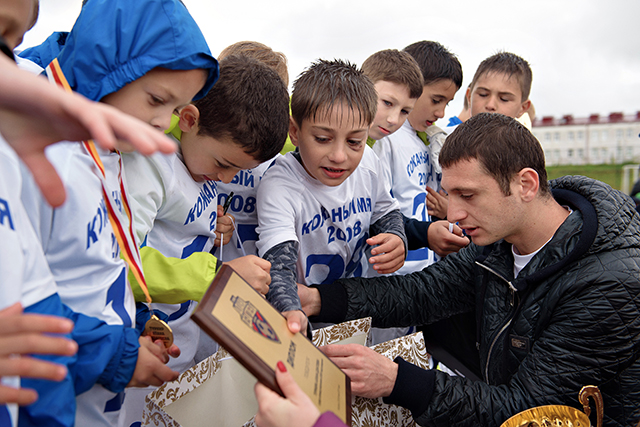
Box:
[231,295,280,343]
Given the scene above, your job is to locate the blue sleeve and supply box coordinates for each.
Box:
[19,294,140,427]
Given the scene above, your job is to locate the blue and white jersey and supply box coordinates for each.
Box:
[372,120,442,274]
[0,138,60,427]
[20,141,136,427]
[213,156,278,261]
[256,147,399,287]
[120,142,219,427]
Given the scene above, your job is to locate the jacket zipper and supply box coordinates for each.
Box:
[475,261,519,383]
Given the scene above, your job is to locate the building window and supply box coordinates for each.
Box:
[591,148,599,159]
[577,148,584,158]
[578,130,584,140]
[628,128,634,138]
[616,129,623,140]
[545,132,551,141]
[569,131,575,140]
[554,132,561,141]
[601,148,608,158]
[555,150,561,160]
[626,146,633,158]
[567,149,574,158]
[592,131,599,142]
[602,130,608,141]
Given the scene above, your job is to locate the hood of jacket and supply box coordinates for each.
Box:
[19,0,218,102]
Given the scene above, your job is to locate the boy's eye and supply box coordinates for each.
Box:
[150,95,165,105]
[400,109,409,116]
[315,136,329,143]
[383,100,392,107]
[460,194,473,200]
[347,138,364,147]
[432,98,442,105]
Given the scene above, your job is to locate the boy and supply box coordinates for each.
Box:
[361,49,423,146]
[17,0,219,425]
[466,51,532,121]
[371,41,463,275]
[119,53,290,426]
[213,41,290,264]
[256,59,407,334]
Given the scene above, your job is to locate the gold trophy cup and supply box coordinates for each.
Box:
[500,386,603,427]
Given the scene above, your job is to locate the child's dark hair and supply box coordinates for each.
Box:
[403,41,463,88]
[218,41,289,87]
[469,51,532,102]
[193,55,289,162]
[290,59,377,128]
[361,49,423,99]
[441,112,549,197]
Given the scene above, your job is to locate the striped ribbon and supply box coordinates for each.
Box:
[46,58,152,304]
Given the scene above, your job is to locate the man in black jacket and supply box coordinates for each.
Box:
[300,113,640,426]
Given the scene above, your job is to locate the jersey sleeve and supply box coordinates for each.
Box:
[129,245,218,303]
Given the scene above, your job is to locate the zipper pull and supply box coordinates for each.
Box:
[510,288,515,306]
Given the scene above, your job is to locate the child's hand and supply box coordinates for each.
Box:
[427,220,469,257]
[426,186,448,219]
[367,233,405,274]
[282,310,308,337]
[224,255,271,295]
[0,302,77,406]
[214,205,235,247]
[128,336,179,388]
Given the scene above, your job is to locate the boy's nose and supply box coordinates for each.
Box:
[446,199,466,223]
[485,97,497,111]
[329,144,347,163]
[155,114,174,132]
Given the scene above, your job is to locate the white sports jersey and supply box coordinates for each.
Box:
[213,156,278,261]
[256,147,399,286]
[372,120,441,274]
[119,143,219,427]
[0,138,59,427]
[20,142,136,427]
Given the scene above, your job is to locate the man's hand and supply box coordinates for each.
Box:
[0,302,77,405]
[427,220,469,257]
[367,233,405,274]
[297,284,321,318]
[127,336,179,388]
[225,255,271,295]
[321,344,398,399]
[282,310,308,337]
[254,361,320,427]
[214,205,235,247]
[426,186,448,219]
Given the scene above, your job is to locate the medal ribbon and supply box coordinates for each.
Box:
[46,58,152,304]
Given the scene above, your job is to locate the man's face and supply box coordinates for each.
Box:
[407,79,458,132]
[468,71,530,119]
[290,105,368,187]
[0,0,35,50]
[443,158,523,247]
[368,80,416,141]
[101,67,207,131]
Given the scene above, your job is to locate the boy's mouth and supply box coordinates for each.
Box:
[378,126,390,135]
[322,166,346,179]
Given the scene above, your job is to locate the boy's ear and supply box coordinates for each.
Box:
[516,99,532,119]
[465,86,472,109]
[289,116,301,147]
[178,104,200,133]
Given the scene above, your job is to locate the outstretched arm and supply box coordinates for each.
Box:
[0,55,176,207]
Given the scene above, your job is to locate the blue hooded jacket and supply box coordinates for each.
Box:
[20,0,219,102]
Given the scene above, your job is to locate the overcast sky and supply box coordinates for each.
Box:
[22,0,640,127]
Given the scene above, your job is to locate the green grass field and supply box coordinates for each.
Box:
[546,163,639,191]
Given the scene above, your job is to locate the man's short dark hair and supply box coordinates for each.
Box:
[290,59,377,128]
[403,41,463,88]
[469,52,532,102]
[193,54,289,162]
[361,49,423,99]
[441,113,549,196]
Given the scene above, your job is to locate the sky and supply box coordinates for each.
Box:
[21,0,640,127]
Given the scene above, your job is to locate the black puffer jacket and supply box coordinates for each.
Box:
[315,176,640,426]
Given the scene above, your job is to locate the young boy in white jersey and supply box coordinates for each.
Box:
[119,54,290,426]
[256,59,407,335]
[371,41,463,276]
[17,0,219,425]
[213,41,290,264]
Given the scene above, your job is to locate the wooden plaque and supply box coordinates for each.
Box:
[192,265,351,425]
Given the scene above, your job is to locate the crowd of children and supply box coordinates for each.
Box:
[1,0,538,426]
